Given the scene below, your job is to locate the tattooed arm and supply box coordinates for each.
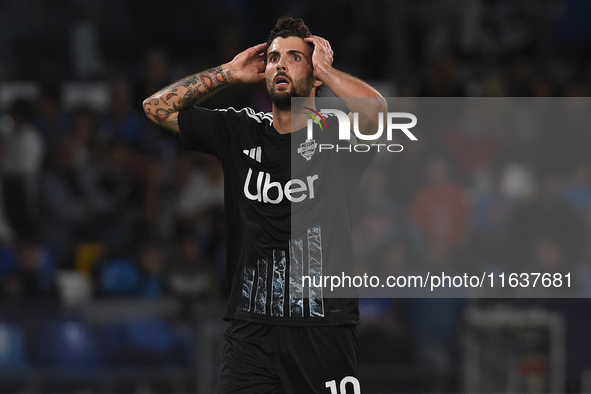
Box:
[143,42,268,135]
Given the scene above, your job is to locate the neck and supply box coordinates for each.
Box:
[272,96,315,134]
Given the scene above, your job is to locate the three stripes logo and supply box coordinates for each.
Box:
[243,146,262,163]
[297,107,328,161]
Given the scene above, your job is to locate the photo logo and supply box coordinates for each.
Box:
[300,109,418,155]
[297,107,328,161]
[303,107,329,133]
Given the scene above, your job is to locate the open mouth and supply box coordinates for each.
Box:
[275,75,290,87]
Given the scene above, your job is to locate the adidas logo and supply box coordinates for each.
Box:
[243,146,262,163]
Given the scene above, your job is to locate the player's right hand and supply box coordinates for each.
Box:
[226,43,268,84]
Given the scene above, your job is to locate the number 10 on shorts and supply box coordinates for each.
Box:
[326,376,361,394]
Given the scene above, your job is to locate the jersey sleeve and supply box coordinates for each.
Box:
[178,106,231,158]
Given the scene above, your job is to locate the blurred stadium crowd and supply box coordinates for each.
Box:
[1,0,591,392]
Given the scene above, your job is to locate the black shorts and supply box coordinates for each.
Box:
[215,320,361,394]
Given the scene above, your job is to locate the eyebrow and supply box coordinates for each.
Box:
[267,50,307,58]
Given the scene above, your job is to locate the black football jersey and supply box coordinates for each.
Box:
[178,106,375,326]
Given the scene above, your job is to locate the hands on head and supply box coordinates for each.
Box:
[304,35,334,80]
[226,43,268,84]
[226,35,335,85]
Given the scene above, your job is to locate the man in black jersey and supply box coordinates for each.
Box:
[144,17,386,394]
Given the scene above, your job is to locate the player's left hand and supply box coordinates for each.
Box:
[304,35,334,80]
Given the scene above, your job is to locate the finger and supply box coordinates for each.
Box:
[252,42,268,53]
[319,38,331,52]
[306,35,329,46]
[306,36,330,54]
[304,36,320,45]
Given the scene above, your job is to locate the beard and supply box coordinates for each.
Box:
[267,75,314,111]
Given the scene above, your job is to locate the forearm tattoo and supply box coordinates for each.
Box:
[200,66,234,92]
[145,66,233,131]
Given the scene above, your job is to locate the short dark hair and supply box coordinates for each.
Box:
[266,17,312,47]
[266,17,325,96]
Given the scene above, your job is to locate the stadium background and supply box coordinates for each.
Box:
[1,0,591,392]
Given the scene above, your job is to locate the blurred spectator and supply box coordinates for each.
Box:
[175,153,224,234]
[500,162,537,201]
[168,233,218,301]
[409,157,470,264]
[564,83,588,98]
[1,239,55,299]
[0,140,15,243]
[505,57,533,96]
[1,99,45,240]
[421,52,464,97]
[80,139,133,246]
[39,137,93,268]
[480,72,508,97]
[535,95,588,177]
[138,243,166,299]
[443,104,503,182]
[562,162,591,225]
[100,79,146,148]
[384,136,426,208]
[530,76,554,97]
[70,0,106,80]
[201,206,227,296]
[0,0,70,80]
[533,236,565,272]
[139,155,178,242]
[380,242,415,280]
[354,166,404,276]
[69,106,101,170]
[97,242,166,299]
[468,167,515,268]
[33,82,70,147]
[357,298,412,366]
[97,256,140,297]
[0,243,17,284]
[0,192,14,244]
[507,174,587,267]
[407,297,468,393]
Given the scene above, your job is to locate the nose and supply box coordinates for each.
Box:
[276,57,287,71]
